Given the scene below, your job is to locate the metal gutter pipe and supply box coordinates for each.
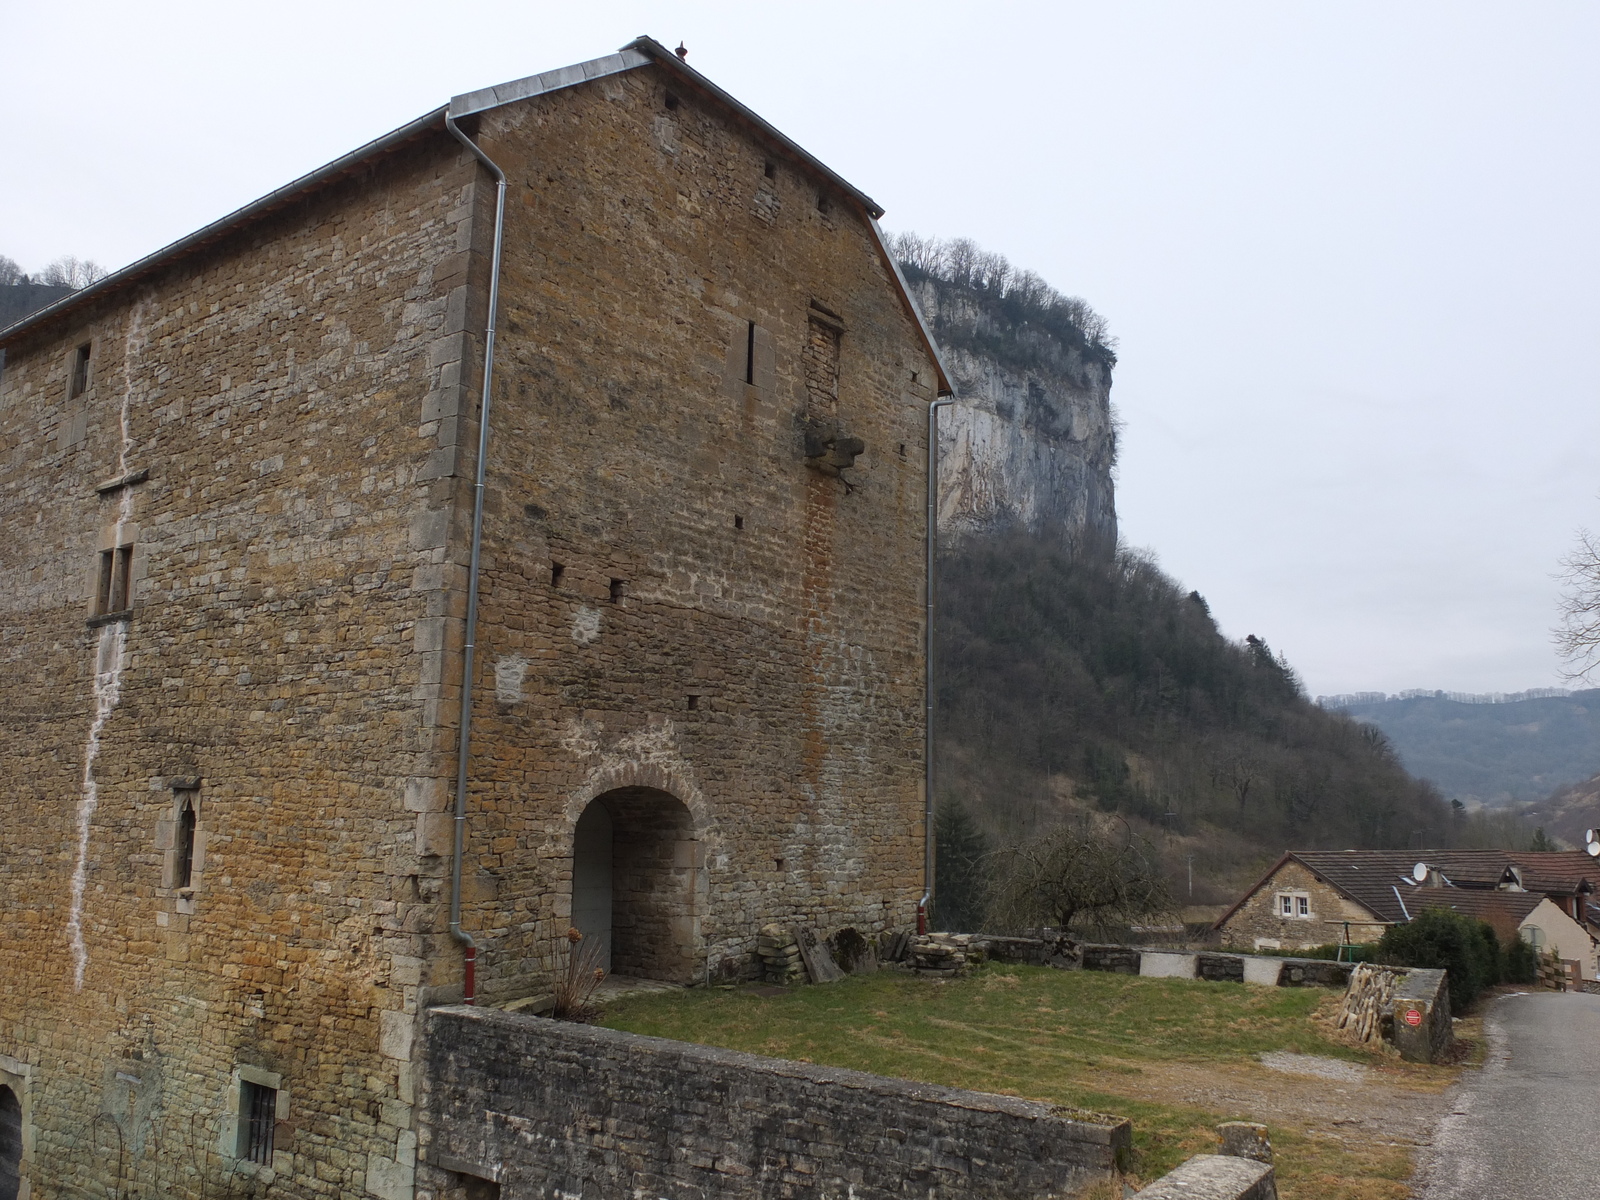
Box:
[919,397,955,935]
[444,112,508,1005]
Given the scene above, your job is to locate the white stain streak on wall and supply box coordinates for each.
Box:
[494,654,527,704]
[67,299,146,990]
[571,606,601,645]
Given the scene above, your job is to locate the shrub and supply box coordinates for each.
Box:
[1504,936,1539,985]
[1376,907,1497,1013]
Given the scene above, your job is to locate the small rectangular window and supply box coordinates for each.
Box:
[238,1081,276,1164]
[174,794,198,890]
[1297,896,1310,917]
[95,545,133,615]
[70,343,91,398]
[763,160,776,179]
[1278,894,1293,917]
[609,578,625,603]
[550,561,564,588]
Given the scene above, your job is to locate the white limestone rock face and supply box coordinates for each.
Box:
[908,276,1118,542]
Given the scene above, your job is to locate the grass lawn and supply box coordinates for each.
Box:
[598,965,1456,1199]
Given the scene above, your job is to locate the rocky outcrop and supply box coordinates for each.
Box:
[905,272,1118,542]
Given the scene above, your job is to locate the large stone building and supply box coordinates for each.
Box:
[0,39,949,1199]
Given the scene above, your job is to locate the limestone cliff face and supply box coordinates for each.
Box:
[906,274,1118,543]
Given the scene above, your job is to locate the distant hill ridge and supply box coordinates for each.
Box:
[1321,689,1600,806]
[1320,688,1574,707]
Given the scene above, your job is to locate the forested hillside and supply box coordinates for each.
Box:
[933,532,1452,917]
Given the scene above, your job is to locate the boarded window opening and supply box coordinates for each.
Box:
[95,545,133,615]
[238,1081,276,1164]
[70,343,91,398]
[803,315,842,417]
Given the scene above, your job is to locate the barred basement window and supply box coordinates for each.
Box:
[70,343,91,398]
[95,545,133,615]
[238,1081,276,1164]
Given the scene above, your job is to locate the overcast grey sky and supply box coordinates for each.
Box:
[5,1,1597,697]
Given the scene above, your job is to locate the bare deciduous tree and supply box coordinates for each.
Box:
[0,255,23,287]
[985,821,1172,934]
[38,255,108,289]
[1554,528,1600,679]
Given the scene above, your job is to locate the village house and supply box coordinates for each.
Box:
[0,39,950,1200]
[1214,849,1599,981]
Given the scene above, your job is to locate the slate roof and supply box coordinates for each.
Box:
[1,37,953,394]
[1213,848,1599,932]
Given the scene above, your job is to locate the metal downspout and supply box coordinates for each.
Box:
[444,112,507,1004]
[919,397,954,934]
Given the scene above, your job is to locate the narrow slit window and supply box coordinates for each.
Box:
[174,795,198,890]
[609,578,625,603]
[550,561,565,588]
[744,320,756,385]
[96,545,133,615]
[238,1081,276,1164]
[70,343,91,398]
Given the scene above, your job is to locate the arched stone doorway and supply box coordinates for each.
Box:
[571,787,702,984]
[0,1084,20,1200]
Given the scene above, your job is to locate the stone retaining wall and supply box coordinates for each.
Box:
[418,1005,1131,1199]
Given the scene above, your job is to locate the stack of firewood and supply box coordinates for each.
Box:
[1336,962,1401,1043]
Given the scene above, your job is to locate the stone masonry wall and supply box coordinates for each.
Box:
[0,53,941,1200]
[415,1005,1129,1200]
[0,131,487,1199]
[448,64,939,1002]
[1216,860,1388,951]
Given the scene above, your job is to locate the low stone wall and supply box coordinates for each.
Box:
[418,1005,1131,1199]
[1390,968,1452,1063]
[922,934,1355,990]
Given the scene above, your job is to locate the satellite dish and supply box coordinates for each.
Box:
[1586,828,1597,845]
[1587,841,1600,858]
[1413,862,1430,882]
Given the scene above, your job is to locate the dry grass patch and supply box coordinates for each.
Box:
[599,965,1461,1199]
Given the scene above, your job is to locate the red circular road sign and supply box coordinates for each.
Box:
[1403,1008,1423,1027]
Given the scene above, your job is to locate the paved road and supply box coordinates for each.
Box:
[1415,991,1600,1200]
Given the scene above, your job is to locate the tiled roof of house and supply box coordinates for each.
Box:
[1213,848,1598,932]
[1410,888,1545,944]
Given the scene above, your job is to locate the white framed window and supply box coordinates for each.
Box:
[1274,891,1313,919]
